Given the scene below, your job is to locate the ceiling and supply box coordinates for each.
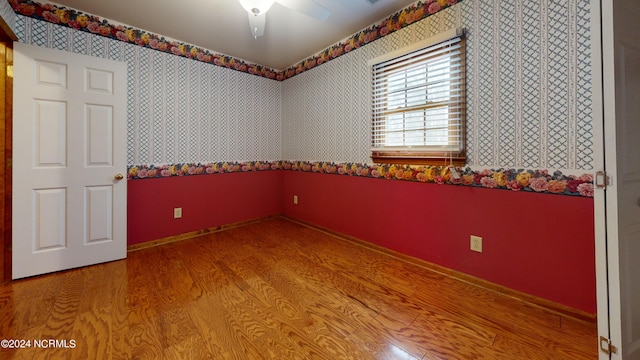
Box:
[48,0,418,70]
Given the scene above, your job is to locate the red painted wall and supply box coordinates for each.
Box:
[127,169,596,313]
[281,171,596,314]
[127,171,283,245]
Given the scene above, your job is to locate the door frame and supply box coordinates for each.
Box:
[594,0,640,358]
[1,43,12,283]
[0,17,17,282]
[591,0,610,358]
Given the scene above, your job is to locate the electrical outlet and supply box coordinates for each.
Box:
[174,207,182,219]
[470,235,482,253]
[293,195,298,205]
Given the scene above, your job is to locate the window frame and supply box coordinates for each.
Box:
[369,28,466,166]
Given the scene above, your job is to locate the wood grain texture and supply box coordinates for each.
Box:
[3,44,12,283]
[0,217,597,359]
[289,216,597,323]
[0,42,11,283]
[126,216,278,252]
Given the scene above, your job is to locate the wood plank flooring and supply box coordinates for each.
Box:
[0,217,597,359]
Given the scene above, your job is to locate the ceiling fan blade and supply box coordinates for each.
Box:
[247,13,266,38]
[276,0,330,21]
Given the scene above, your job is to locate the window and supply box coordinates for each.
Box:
[370,28,466,165]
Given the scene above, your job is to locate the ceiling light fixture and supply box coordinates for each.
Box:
[238,0,275,16]
[238,0,275,38]
[237,0,330,39]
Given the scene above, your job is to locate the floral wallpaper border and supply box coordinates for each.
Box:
[280,0,461,79]
[10,0,461,81]
[127,161,594,198]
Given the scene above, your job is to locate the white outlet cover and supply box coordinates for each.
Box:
[470,235,482,253]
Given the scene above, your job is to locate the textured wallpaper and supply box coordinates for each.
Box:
[15,0,594,173]
[282,0,593,171]
[0,0,16,35]
[16,15,283,166]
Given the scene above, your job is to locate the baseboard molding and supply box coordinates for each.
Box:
[282,216,597,323]
[127,215,278,252]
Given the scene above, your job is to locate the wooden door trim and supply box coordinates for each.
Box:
[0,41,12,282]
[0,16,17,44]
[0,13,17,282]
[0,42,11,282]
[3,43,12,282]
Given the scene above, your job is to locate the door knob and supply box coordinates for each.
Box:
[114,173,124,180]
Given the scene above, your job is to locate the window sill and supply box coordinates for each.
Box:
[372,151,466,166]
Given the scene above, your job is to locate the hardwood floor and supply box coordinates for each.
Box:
[0,217,597,359]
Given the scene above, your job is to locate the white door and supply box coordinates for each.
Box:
[12,43,127,279]
[597,0,640,358]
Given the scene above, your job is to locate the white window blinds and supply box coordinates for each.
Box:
[371,29,465,160]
